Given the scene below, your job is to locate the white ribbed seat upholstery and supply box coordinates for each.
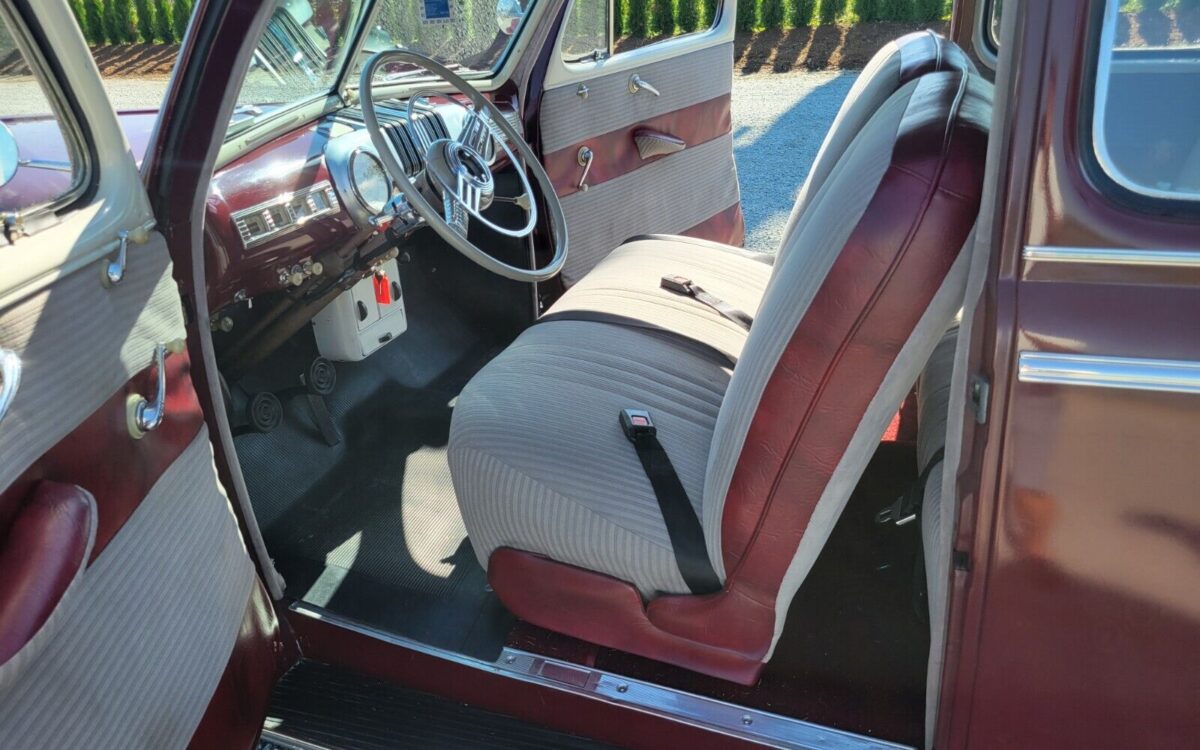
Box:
[545,235,772,363]
[449,320,731,597]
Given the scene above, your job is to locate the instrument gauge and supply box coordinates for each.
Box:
[349,149,392,213]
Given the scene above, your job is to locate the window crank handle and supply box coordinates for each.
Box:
[628,74,661,96]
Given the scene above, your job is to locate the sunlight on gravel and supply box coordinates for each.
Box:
[731,70,856,255]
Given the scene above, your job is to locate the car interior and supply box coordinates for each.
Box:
[186,0,1199,745]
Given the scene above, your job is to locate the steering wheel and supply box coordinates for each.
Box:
[359,50,568,283]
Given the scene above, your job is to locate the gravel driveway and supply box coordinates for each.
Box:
[731,70,856,253]
[2,70,855,254]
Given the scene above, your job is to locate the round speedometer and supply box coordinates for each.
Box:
[349,149,392,213]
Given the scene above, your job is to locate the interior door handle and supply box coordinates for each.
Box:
[126,339,185,439]
[628,74,661,96]
[0,347,20,428]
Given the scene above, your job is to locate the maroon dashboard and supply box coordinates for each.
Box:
[204,96,518,313]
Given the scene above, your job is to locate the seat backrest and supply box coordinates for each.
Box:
[775,30,976,267]
[686,71,992,656]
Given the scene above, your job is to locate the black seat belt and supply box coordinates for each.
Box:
[619,408,722,594]
[876,448,946,526]
[660,275,753,331]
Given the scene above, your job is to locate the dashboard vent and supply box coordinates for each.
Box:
[231,181,340,250]
[337,103,449,175]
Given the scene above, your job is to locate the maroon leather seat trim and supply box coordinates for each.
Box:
[0,481,94,666]
[488,66,989,681]
[489,548,768,684]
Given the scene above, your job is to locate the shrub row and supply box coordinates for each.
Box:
[70,0,191,45]
[617,0,950,36]
[69,0,1200,48]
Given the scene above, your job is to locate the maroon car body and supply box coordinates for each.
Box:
[1,0,1196,748]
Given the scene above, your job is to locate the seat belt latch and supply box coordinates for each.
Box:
[620,408,656,442]
[660,275,694,296]
[875,489,919,527]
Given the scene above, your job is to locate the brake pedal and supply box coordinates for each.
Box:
[301,357,342,447]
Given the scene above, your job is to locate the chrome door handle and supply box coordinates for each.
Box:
[628,74,660,96]
[577,146,594,191]
[126,340,184,439]
[0,348,21,428]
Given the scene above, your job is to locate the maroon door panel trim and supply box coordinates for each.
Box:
[287,606,764,750]
[0,481,94,667]
[680,203,746,248]
[187,578,284,750]
[0,353,205,563]
[543,95,732,197]
[486,72,990,682]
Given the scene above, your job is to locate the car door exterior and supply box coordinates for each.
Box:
[0,2,278,747]
[938,1,1200,747]
[536,0,742,284]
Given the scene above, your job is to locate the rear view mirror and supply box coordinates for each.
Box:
[0,122,18,189]
[495,0,523,35]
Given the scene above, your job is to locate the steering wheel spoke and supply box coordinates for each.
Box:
[360,50,566,283]
[443,189,470,236]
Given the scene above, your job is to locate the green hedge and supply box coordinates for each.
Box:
[64,0,1197,47]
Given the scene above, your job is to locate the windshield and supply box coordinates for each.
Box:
[227,0,531,141]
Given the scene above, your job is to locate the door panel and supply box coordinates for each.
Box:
[539,19,742,284]
[0,1,275,746]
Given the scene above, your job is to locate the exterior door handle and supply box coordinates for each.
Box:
[0,348,20,428]
[628,74,661,96]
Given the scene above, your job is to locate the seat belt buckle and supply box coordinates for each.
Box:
[875,490,918,527]
[660,275,693,295]
[620,408,656,442]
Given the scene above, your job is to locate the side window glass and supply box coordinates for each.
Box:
[1093,0,1200,201]
[988,0,1002,50]
[560,0,721,63]
[561,0,609,62]
[0,10,86,215]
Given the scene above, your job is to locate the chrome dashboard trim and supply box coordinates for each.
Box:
[1023,245,1200,268]
[230,181,340,250]
[1018,352,1200,395]
[289,602,912,750]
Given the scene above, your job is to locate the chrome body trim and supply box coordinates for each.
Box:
[289,602,912,750]
[1023,245,1200,267]
[231,181,341,250]
[1018,352,1200,395]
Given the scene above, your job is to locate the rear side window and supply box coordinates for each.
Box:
[0,7,87,216]
[1093,0,1200,201]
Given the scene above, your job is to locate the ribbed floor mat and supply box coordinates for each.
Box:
[232,273,514,658]
[260,660,611,750]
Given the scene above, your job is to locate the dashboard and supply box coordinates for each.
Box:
[205,95,520,312]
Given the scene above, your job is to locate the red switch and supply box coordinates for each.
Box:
[373,268,392,305]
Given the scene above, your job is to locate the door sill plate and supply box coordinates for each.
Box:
[290,602,912,750]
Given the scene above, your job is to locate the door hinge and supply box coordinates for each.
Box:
[970,373,990,424]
